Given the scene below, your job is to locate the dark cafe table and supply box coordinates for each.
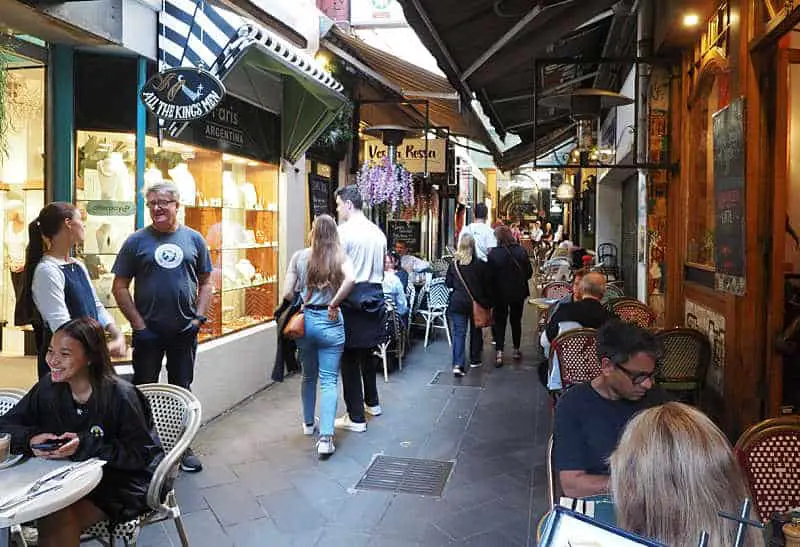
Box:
[0,457,105,547]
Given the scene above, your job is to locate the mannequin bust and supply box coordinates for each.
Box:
[97,152,129,201]
[96,223,115,254]
[239,182,257,209]
[168,163,197,206]
[222,171,240,208]
[144,167,163,187]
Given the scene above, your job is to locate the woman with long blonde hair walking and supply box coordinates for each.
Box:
[283,215,354,457]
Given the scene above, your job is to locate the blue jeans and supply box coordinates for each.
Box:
[297,308,345,436]
[450,312,483,367]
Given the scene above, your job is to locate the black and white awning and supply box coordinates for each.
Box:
[158,0,347,162]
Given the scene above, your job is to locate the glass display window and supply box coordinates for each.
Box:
[74,131,280,343]
[1,66,45,357]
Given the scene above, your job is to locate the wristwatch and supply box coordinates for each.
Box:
[194,315,208,325]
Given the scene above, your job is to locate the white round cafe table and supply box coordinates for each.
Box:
[0,458,103,547]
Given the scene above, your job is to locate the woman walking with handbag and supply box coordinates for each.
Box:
[488,225,533,366]
[445,233,492,377]
[282,215,355,457]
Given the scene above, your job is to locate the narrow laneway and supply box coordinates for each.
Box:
[138,309,550,546]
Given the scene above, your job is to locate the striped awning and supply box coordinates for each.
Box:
[158,0,347,162]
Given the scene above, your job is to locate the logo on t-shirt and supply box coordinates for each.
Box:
[154,243,184,269]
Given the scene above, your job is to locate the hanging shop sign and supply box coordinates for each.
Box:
[712,97,746,296]
[363,137,446,173]
[351,0,407,27]
[308,174,334,221]
[140,67,226,122]
[85,201,135,217]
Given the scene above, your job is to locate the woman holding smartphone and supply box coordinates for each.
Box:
[0,317,163,547]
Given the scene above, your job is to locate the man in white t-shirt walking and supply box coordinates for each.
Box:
[334,185,387,433]
[458,203,496,262]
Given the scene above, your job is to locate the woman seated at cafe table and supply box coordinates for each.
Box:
[0,317,163,547]
[610,402,763,547]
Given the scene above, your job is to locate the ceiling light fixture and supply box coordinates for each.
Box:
[683,13,700,27]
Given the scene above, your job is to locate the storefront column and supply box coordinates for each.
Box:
[135,57,146,228]
[49,45,74,203]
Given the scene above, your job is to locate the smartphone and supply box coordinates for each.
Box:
[31,438,69,451]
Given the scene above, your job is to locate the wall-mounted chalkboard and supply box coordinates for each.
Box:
[388,220,422,255]
[308,174,333,221]
[712,97,746,296]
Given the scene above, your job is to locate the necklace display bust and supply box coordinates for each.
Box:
[97,152,130,201]
[168,163,197,206]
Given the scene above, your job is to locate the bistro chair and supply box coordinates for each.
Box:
[373,297,404,383]
[405,281,416,344]
[541,281,572,300]
[419,278,451,348]
[609,297,656,329]
[654,328,711,404]
[734,415,800,523]
[0,389,27,547]
[542,257,571,283]
[546,434,557,510]
[601,283,625,305]
[551,328,600,391]
[430,258,449,277]
[81,384,202,547]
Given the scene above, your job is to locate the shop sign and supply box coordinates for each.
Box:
[85,201,135,217]
[387,220,421,255]
[351,0,407,27]
[308,174,333,221]
[140,67,225,122]
[363,137,446,173]
[712,97,746,296]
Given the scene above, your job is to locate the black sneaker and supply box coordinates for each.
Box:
[180,448,203,473]
[453,366,465,377]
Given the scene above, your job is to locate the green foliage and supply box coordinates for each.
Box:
[313,102,354,150]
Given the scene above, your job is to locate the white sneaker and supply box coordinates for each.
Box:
[334,414,367,432]
[365,404,382,416]
[302,417,319,436]
[317,435,335,456]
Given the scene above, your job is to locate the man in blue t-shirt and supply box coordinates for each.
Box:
[553,319,667,498]
[112,181,213,473]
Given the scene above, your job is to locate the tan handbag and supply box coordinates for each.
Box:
[282,291,310,340]
[454,263,493,328]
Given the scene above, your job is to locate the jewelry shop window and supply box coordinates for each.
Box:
[75,130,279,342]
[686,71,722,268]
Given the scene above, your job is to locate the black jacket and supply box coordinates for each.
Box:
[445,259,492,315]
[546,298,617,342]
[487,244,533,304]
[272,294,302,382]
[0,376,164,522]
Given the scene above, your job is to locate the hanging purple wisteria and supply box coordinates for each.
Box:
[356,155,414,213]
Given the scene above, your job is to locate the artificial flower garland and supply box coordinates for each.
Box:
[356,155,414,213]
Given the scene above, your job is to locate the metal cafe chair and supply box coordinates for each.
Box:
[734,415,800,523]
[373,297,404,382]
[419,278,452,348]
[0,388,27,547]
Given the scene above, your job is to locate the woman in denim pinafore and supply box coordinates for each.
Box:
[282,214,354,458]
[21,202,126,378]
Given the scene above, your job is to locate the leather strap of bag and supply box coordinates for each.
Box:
[504,245,523,273]
[454,263,478,305]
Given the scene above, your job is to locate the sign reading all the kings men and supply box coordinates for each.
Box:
[141,67,225,122]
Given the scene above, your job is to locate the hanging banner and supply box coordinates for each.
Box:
[141,67,225,122]
[351,0,407,27]
[712,97,746,296]
[362,137,446,173]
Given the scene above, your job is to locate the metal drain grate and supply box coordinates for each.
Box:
[355,456,454,496]
[428,370,486,388]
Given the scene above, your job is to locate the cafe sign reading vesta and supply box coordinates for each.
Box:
[141,67,225,122]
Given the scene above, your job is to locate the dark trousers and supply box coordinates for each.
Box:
[132,330,198,389]
[341,347,379,423]
[492,299,525,350]
[450,312,483,367]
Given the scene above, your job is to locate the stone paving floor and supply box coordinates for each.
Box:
[136,308,551,546]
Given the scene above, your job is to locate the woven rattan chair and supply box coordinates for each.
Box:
[551,328,600,389]
[601,284,625,304]
[374,297,404,382]
[655,328,710,404]
[419,278,451,348]
[542,281,572,300]
[734,415,800,523]
[81,384,202,546]
[0,388,27,547]
[609,297,656,329]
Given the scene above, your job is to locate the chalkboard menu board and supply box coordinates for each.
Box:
[388,220,422,255]
[712,97,746,296]
[308,174,333,221]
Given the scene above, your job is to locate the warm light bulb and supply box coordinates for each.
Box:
[683,13,699,27]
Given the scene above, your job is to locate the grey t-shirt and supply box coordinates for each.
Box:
[112,225,213,334]
[290,248,352,306]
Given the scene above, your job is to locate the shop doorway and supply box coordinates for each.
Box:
[621,176,638,296]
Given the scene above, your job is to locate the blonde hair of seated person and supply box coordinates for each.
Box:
[610,402,763,547]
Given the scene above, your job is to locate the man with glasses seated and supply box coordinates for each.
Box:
[553,320,667,498]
